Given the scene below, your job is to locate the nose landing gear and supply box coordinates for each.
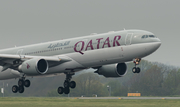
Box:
[132,58,141,73]
[57,72,76,94]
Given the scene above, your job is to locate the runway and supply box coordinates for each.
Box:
[78,97,180,99]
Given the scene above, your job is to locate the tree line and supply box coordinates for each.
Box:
[47,60,180,97]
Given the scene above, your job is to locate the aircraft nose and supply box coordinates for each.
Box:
[152,38,161,49]
[152,38,161,52]
[145,41,161,56]
[157,38,161,47]
[153,37,161,42]
[157,38,161,42]
[156,41,161,49]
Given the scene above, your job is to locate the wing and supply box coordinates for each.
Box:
[0,54,71,72]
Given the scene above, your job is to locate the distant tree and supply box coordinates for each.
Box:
[70,72,106,97]
[129,65,164,96]
[106,80,128,96]
[162,69,180,96]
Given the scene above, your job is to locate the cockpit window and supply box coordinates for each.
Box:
[142,35,148,38]
[149,35,156,38]
[142,35,156,38]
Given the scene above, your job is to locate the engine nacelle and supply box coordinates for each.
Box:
[18,58,48,75]
[95,63,127,77]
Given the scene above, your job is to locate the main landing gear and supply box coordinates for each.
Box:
[12,76,31,93]
[57,72,76,94]
[132,58,141,73]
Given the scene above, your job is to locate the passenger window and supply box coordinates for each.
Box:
[146,35,148,38]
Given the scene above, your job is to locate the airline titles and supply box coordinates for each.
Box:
[74,35,121,54]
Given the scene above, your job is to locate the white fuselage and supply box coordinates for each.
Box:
[0,30,161,80]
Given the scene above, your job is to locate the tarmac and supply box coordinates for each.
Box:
[77,97,180,99]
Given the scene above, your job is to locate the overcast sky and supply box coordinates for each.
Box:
[0,0,179,66]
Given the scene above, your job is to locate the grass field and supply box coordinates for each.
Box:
[0,97,180,107]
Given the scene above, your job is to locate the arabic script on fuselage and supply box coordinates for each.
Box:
[48,41,70,49]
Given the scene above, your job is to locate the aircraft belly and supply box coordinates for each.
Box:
[45,58,86,74]
[0,68,20,80]
[67,46,124,67]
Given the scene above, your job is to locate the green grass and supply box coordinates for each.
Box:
[0,97,180,107]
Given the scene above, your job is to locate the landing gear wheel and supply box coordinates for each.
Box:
[12,85,19,93]
[57,87,64,94]
[19,86,24,93]
[132,58,141,73]
[18,79,24,86]
[12,75,31,94]
[24,80,31,87]
[136,67,140,73]
[64,81,69,88]
[57,72,75,95]
[132,67,137,73]
[70,81,76,89]
[64,88,70,94]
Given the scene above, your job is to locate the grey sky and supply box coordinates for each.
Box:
[0,0,179,66]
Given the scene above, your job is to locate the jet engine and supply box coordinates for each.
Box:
[18,58,48,75]
[95,63,127,77]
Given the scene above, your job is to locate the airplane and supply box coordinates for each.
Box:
[0,29,161,94]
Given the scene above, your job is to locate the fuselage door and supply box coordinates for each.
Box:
[125,33,133,45]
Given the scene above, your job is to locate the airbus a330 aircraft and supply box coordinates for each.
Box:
[0,30,161,94]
